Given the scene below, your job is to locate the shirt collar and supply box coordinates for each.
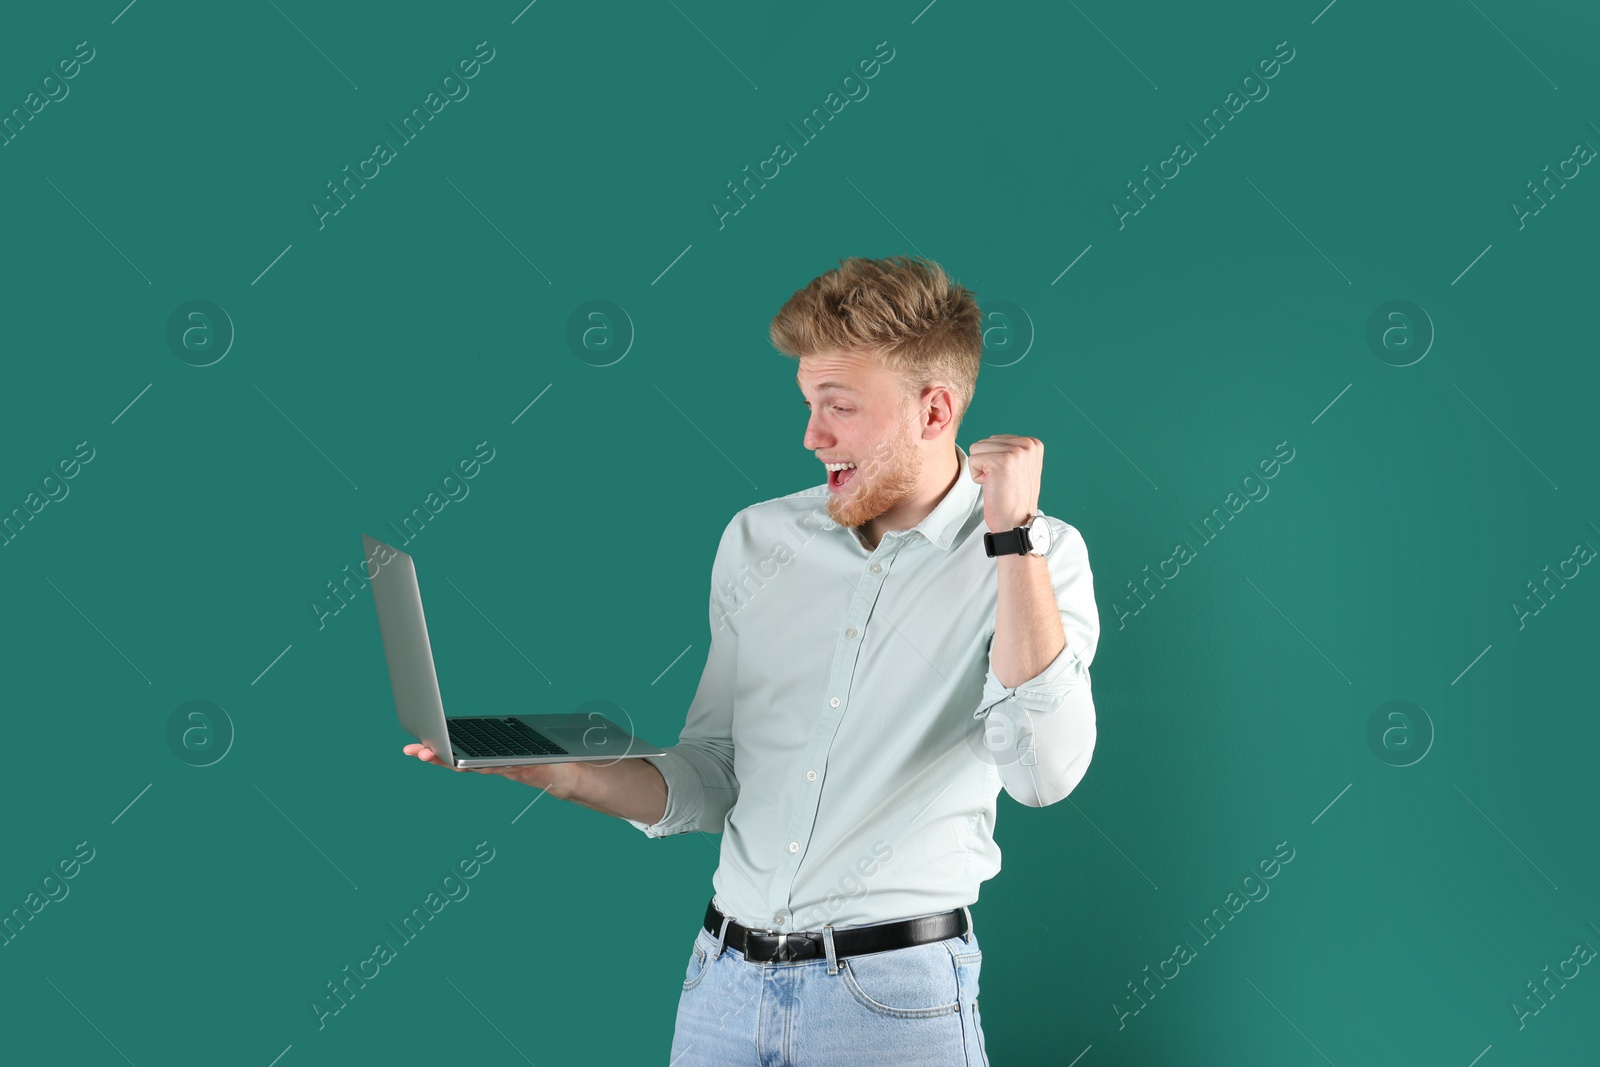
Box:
[850,444,981,552]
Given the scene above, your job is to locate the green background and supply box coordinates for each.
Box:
[2,1,1597,1063]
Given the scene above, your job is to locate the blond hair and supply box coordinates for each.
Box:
[769,255,982,428]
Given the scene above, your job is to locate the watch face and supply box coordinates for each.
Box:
[1029,516,1051,554]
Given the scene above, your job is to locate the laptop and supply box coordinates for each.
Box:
[363,533,667,769]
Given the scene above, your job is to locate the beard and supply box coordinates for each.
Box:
[825,408,924,531]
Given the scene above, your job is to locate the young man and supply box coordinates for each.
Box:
[403,255,1100,1065]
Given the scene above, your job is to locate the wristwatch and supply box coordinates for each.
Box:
[983,513,1051,557]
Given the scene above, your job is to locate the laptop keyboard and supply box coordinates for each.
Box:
[448,717,569,759]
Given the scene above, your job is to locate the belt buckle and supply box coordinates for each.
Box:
[773,931,821,962]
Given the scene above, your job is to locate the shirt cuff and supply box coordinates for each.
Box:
[623,749,704,838]
[973,638,1089,720]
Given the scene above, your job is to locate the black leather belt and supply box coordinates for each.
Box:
[703,898,968,963]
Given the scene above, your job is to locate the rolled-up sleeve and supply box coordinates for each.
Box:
[972,519,1099,808]
[626,517,743,838]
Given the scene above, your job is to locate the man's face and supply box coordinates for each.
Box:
[797,349,924,530]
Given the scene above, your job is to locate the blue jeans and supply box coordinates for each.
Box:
[668,907,990,1066]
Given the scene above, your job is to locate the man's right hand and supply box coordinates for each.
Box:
[401,743,586,800]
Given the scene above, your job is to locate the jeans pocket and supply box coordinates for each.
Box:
[953,941,987,1065]
[840,938,962,1019]
[683,930,713,991]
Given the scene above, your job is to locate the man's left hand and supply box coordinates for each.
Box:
[968,434,1044,533]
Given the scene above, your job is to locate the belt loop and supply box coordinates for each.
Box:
[962,904,974,944]
[714,912,732,959]
[822,923,839,975]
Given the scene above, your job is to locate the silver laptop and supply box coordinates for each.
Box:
[364,533,666,769]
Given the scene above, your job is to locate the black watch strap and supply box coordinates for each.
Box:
[983,526,1031,557]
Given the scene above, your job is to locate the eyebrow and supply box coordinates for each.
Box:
[798,380,860,398]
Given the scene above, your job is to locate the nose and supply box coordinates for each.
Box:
[803,412,831,451]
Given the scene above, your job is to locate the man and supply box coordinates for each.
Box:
[403,255,1100,1065]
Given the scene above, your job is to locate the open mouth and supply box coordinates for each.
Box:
[829,466,858,491]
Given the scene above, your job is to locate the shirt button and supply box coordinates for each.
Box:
[774,915,785,925]
[806,770,817,781]
[870,563,882,573]
[829,697,841,707]
[846,627,857,637]
[788,841,799,853]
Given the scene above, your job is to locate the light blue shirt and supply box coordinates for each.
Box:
[628,444,1100,932]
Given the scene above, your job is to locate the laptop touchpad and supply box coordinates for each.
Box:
[543,726,601,747]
